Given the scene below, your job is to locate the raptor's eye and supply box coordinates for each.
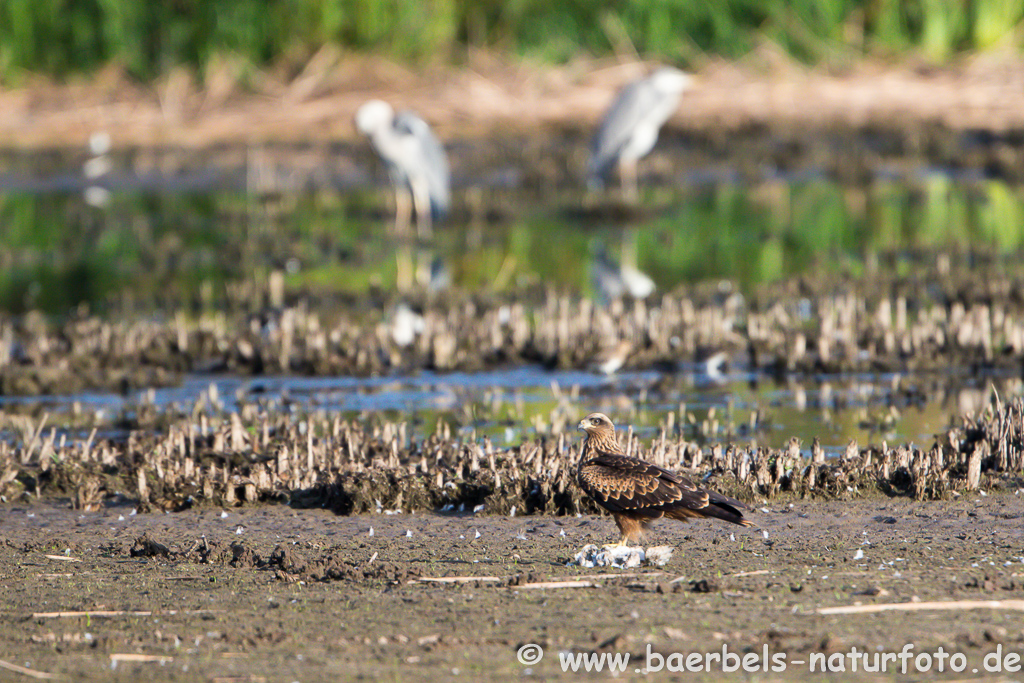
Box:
[591,418,600,424]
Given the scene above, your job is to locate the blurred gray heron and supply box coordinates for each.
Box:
[355,100,450,238]
[588,67,693,202]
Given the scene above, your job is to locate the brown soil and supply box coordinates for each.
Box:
[2,495,1023,681]
[4,51,1024,151]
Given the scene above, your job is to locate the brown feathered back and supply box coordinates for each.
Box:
[576,412,754,533]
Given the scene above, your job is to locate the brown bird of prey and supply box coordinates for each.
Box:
[576,413,754,547]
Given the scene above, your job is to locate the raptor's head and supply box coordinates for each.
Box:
[578,412,615,436]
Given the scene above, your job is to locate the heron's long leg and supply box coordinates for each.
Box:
[395,242,413,293]
[414,247,433,289]
[410,178,433,239]
[621,158,639,204]
[621,228,639,268]
[394,185,413,237]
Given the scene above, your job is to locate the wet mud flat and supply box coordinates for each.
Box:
[2,495,1024,681]
[6,254,1024,397]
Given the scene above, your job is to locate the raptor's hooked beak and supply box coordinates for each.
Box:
[577,419,588,432]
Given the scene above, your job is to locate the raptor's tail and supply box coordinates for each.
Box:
[666,491,757,528]
[710,489,758,527]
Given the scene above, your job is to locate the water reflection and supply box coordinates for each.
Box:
[3,167,1024,454]
[1,365,1018,455]
[2,174,1024,312]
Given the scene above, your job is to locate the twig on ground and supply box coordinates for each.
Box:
[0,659,62,680]
[417,576,501,584]
[816,600,1024,615]
[516,580,597,590]
[109,654,172,663]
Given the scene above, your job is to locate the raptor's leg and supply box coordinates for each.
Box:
[602,537,630,551]
[604,515,640,549]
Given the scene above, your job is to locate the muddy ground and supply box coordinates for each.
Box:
[2,494,1023,681]
[7,54,1024,187]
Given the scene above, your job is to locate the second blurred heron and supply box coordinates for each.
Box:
[355,100,451,238]
[588,67,693,201]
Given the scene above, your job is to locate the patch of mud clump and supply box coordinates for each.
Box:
[229,541,262,568]
[129,535,171,558]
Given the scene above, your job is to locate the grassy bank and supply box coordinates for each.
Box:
[2,0,1023,82]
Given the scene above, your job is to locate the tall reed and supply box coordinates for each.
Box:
[2,0,1023,81]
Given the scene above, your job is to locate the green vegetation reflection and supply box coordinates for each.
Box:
[2,175,1024,314]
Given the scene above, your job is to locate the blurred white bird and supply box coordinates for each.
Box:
[355,100,450,238]
[588,67,693,201]
[83,131,112,208]
[390,302,424,348]
[590,339,632,375]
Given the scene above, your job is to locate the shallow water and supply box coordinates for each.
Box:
[3,363,1018,455]
[3,149,1024,454]
[2,162,1024,312]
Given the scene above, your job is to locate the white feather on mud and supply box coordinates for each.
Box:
[567,544,674,569]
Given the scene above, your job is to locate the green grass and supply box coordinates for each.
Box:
[1,0,1023,82]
